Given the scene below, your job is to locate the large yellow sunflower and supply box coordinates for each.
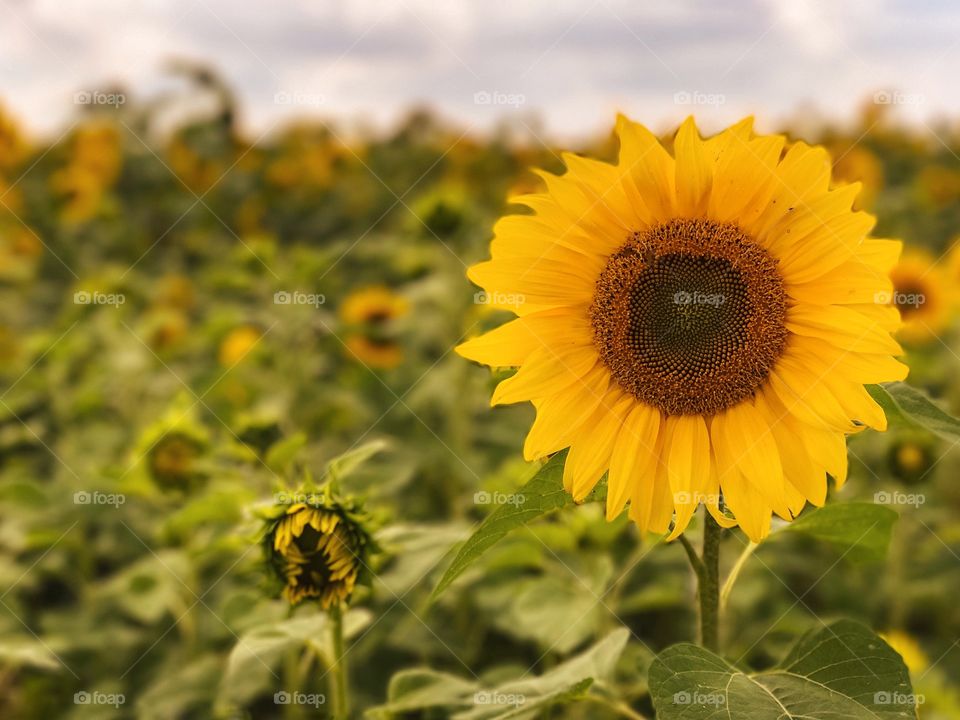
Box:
[458,116,907,542]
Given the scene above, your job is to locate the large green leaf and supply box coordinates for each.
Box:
[368,628,629,719]
[433,451,593,599]
[650,619,917,719]
[869,382,960,440]
[783,502,898,563]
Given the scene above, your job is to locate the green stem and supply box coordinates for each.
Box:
[719,540,758,615]
[329,604,349,718]
[699,511,722,653]
[584,694,650,720]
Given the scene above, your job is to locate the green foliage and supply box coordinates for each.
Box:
[784,502,898,563]
[650,620,917,719]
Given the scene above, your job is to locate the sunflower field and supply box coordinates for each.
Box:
[3,71,960,720]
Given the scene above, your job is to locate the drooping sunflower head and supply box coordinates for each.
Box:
[888,249,947,343]
[263,493,374,608]
[459,115,908,542]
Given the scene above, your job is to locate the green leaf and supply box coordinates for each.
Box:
[264,431,307,473]
[783,502,898,563]
[324,439,389,482]
[368,628,628,720]
[650,619,917,719]
[216,609,371,710]
[432,451,575,600]
[869,382,960,440]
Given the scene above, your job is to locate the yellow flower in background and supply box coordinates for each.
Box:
[72,122,122,187]
[345,335,404,370]
[265,499,372,608]
[219,325,262,367]
[889,249,947,343]
[832,145,883,210]
[459,115,907,542]
[881,630,929,675]
[339,286,409,326]
[168,135,223,193]
[0,103,27,174]
[50,164,106,224]
[340,286,409,369]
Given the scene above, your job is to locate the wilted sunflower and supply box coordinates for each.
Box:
[459,115,907,542]
[264,495,373,607]
[889,249,947,343]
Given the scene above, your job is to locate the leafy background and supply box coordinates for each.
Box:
[1,70,959,718]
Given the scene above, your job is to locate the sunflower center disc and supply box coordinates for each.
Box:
[590,218,788,416]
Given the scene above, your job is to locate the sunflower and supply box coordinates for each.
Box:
[264,496,373,607]
[458,115,907,542]
[340,286,409,369]
[889,249,947,343]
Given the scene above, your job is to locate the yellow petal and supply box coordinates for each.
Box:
[606,402,661,521]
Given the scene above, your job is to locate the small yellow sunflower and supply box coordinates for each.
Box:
[458,115,907,542]
[889,249,947,343]
[340,286,409,369]
[880,630,929,675]
[219,325,263,367]
[339,286,409,325]
[265,499,372,607]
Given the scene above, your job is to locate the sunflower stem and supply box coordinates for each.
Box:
[698,511,722,653]
[329,603,350,718]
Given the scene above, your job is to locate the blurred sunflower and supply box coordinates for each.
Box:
[889,249,947,343]
[263,495,374,607]
[340,286,408,369]
[459,115,907,542]
[832,145,883,210]
[887,434,935,486]
[0,104,27,173]
[219,325,263,367]
[880,630,929,675]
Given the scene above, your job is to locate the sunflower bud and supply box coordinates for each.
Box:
[263,492,374,608]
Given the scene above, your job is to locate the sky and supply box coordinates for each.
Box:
[1,0,959,141]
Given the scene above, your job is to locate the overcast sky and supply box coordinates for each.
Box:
[1,0,959,140]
